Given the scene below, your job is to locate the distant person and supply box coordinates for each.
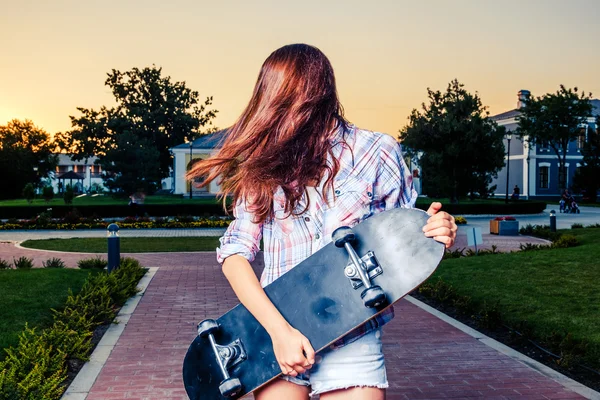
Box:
[511,185,520,200]
[129,190,146,217]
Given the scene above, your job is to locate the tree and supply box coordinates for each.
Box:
[516,85,593,190]
[63,184,74,205]
[58,66,218,195]
[42,186,54,203]
[0,120,58,200]
[399,79,506,203]
[22,183,35,204]
[573,117,600,202]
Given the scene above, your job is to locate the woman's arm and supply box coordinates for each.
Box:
[222,255,315,376]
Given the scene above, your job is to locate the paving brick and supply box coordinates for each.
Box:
[85,257,587,399]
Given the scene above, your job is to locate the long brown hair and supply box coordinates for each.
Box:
[187,44,348,223]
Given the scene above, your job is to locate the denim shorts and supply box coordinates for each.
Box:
[281,329,388,396]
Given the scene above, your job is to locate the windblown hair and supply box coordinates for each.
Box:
[187,43,348,224]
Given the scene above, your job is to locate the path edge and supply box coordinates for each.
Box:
[405,295,600,400]
[61,267,159,400]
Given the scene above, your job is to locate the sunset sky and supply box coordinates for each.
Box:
[1,0,599,138]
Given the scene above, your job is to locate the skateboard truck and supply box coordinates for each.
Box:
[332,226,387,308]
[197,319,246,398]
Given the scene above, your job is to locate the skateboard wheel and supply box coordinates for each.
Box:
[219,377,242,398]
[332,226,355,247]
[197,319,219,337]
[361,286,386,308]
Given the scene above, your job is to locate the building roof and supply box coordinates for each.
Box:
[57,170,85,180]
[172,129,229,150]
[491,99,600,122]
[56,154,99,166]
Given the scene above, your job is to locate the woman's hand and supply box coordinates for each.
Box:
[423,202,458,248]
[270,324,315,377]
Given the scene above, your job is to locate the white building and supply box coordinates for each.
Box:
[51,154,104,194]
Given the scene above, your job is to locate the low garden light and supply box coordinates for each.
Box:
[107,223,120,272]
[549,210,556,232]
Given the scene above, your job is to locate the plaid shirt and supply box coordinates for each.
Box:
[216,125,417,348]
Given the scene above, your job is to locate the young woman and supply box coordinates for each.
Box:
[188,44,457,400]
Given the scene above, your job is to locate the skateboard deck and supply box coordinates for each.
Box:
[183,207,445,399]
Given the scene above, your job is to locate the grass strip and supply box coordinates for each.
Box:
[21,236,222,253]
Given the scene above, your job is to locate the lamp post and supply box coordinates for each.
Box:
[88,166,92,193]
[505,133,512,204]
[189,141,193,200]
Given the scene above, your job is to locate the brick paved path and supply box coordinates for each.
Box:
[85,255,584,400]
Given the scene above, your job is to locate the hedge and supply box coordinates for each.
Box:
[0,258,146,399]
[0,204,226,220]
[414,201,547,215]
[0,201,547,220]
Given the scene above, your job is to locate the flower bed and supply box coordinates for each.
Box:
[0,215,232,230]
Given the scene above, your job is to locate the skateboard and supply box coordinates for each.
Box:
[182,207,445,399]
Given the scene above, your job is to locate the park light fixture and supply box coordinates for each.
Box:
[504,133,513,204]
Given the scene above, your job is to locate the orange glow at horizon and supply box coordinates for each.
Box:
[1,0,599,138]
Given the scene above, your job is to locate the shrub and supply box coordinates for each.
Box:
[444,248,465,259]
[35,210,53,228]
[454,216,467,225]
[519,242,552,251]
[63,184,74,205]
[42,186,55,203]
[77,257,108,270]
[0,258,12,269]
[571,223,583,229]
[61,209,82,224]
[176,215,195,223]
[519,224,560,241]
[552,234,579,249]
[43,258,66,269]
[23,183,35,204]
[13,256,34,269]
[0,258,146,399]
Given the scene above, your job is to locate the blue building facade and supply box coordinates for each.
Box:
[491,91,599,200]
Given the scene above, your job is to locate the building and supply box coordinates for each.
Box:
[491,90,599,200]
[52,154,104,194]
[170,130,227,196]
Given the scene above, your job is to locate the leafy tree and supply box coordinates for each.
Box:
[42,186,55,203]
[399,79,506,203]
[517,85,592,190]
[573,117,600,202]
[0,120,58,199]
[63,184,74,205]
[57,66,217,195]
[23,183,35,204]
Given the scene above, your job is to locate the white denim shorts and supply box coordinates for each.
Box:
[281,329,388,396]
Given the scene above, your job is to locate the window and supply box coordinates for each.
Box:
[577,127,586,150]
[539,166,549,189]
[539,140,549,151]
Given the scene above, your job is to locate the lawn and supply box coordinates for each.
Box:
[0,269,96,357]
[21,236,222,252]
[428,227,600,367]
[0,194,222,207]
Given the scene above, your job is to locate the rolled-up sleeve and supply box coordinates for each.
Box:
[216,198,263,264]
[375,134,418,210]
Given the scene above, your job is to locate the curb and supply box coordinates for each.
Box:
[405,295,600,400]
[61,267,159,400]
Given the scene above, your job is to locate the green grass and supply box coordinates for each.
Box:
[0,194,222,207]
[21,236,222,253]
[0,269,96,357]
[429,227,600,365]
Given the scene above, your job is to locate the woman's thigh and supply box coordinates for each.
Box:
[320,387,385,400]
[254,378,310,400]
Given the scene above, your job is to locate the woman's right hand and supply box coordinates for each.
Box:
[270,325,315,377]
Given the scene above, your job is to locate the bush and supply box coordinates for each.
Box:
[454,216,467,225]
[0,258,146,399]
[43,186,55,203]
[519,224,560,241]
[43,258,66,269]
[519,242,552,252]
[77,257,108,270]
[0,258,11,269]
[22,183,35,204]
[63,184,74,205]
[13,256,34,269]
[552,234,579,249]
[570,223,584,229]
